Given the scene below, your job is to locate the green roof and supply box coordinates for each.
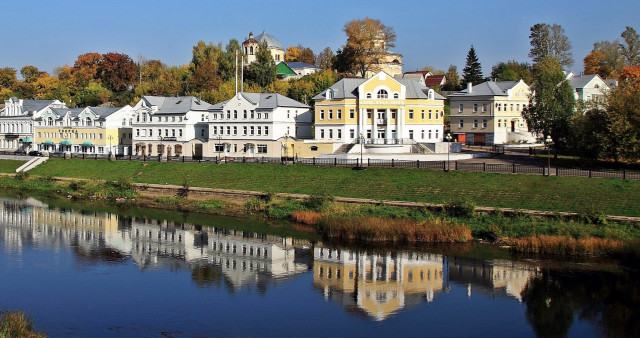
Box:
[276,62,297,76]
[43,140,54,145]
[81,142,93,147]
[20,137,32,143]
[60,140,72,145]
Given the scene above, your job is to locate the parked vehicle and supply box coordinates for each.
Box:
[28,150,43,156]
[13,149,27,155]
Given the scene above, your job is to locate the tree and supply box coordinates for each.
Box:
[619,26,640,66]
[284,45,315,64]
[285,46,301,62]
[442,65,461,91]
[98,52,137,92]
[342,17,396,77]
[462,45,483,85]
[420,65,444,75]
[72,53,103,87]
[490,60,532,83]
[246,41,276,87]
[315,47,334,70]
[20,65,40,83]
[0,67,17,89]
[332,46,357,75]
[529,23,573,68]
[523,55,576,151]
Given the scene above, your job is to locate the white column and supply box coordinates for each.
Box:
[371,110,377,142]
[397,108,404,139]
[385,109,391,141]
[358,108,364,137]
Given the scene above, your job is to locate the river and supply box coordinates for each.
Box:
[0,196,638,337]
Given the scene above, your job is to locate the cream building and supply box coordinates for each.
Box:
[448,80,534,145]
[0,97,66,152]
[313,71,445,154]
[242,31,285,64]
[565,72,611,111]
[34,106,135,155]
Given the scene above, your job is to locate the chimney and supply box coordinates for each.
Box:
[467,82,472,93]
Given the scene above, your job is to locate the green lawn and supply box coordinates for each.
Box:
[23,158,640,216]
[0,160,25,173]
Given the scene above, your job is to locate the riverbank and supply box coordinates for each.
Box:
[1,171,640,259]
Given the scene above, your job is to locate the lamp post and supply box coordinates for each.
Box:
[359,132,364,167]
[216,134,222,163]
[445,133,452,171]
[284,132,289,163]
[107,135,113,156]
[158,135,164,161]
[545,135,553,176]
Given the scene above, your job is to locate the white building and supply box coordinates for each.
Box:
[565,72,611,110]
[208,92,312,158]
[0,97,66,152]
[131,96,213,158]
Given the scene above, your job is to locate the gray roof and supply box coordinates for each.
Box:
[212,92,309,111]
[86,107,121,118]
[448,81,520,97]
[139,96,214,114]
[567,74,600,89]
[286,62,321,70]
[313,77,445,101]
[10,97,57,113]
[255,31,283,50]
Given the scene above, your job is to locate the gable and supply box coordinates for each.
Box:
[358,71,405,99]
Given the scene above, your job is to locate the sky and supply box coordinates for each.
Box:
[1,0,639,79]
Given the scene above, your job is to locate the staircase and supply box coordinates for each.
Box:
[16,157,48,173]
[335,144,355,154]
[413,143,433,154]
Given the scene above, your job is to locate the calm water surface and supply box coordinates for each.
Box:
[0,197,638,337]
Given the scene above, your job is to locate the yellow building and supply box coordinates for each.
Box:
[313,247,444,321]
[448,80,534,145]
[313,71,445,154]
[34,106,135,155]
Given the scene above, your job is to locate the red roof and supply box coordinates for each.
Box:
[424,75,446,86]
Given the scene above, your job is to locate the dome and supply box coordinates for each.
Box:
[254,31,283,50]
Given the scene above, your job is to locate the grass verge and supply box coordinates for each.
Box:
[0,310,45,338]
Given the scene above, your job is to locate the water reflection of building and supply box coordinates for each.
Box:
[0,197,311,291]
[448,257,539,301]
[313,246,444,321]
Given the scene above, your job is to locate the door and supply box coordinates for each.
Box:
[456,134,466,143]
[194,143,203,159]
[511,120,515,132]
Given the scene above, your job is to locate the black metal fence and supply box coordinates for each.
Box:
[7,150,639,181]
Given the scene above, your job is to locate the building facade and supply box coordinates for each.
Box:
[448,80,534,145]
[313,71,445,151]
[209,92,312,158]
[566,72,610,111]
[34,106,135,155]
[0,97,66,152]
[131,96,212,158]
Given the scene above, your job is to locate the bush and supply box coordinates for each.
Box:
[304,194,334,211]
[14,171,28,181]
[244,197,264,212]
[0,310,45,338]
[444,200,475,218]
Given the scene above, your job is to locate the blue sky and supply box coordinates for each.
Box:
[2,0,638,78]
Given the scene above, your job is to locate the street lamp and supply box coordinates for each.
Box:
[284,132,289,163]
[545,135,553,176]
[216,134,222,163]
[107,135,113,156]
[359,132,364,167]
[158,135,164,161]
[445,133,452,171]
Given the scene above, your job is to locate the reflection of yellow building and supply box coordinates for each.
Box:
[448,257,539,301]
[314,247,443,321]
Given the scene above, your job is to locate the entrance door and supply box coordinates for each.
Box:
[194,144,203,159]
[511,120,515,132]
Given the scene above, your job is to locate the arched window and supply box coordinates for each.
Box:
[250,46,254,55]
[85,117,92,126]
[47,117,53,126]
[393,93,399,99]
[377,89,388,99]
[366,93,372,99]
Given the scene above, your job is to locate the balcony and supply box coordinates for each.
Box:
[4,133,20,138]
[376,118,387,125]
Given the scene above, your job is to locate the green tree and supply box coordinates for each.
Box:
[332,46,357,75]
[462,45,483,85]
[529,23,573,68]
[523,55,576,151]
[20,65,40,83]
[315,47,334,69]
[619,26,640,66]
[246,41,276,87]
[0,67,17,88]
[442,65,461,91]
[490,60,532,83]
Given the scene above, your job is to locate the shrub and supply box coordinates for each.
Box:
[244,197,264,212]
[14,171,28,181]
[304,194,334,211]
[444,200,475,218]
[0,310,45,338]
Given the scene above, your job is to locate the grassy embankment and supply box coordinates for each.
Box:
[0,309,45,338]
[2,158,640,256]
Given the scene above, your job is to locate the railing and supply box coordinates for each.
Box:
[7,150,639,181]
[355,138,415,145]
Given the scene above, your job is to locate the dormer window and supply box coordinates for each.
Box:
[85,117,92,126]
[366,93,372,99]
[393,93,399,99]
[326,89,333,99]
[376,89,388,99]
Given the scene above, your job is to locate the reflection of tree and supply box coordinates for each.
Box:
[191,265,223,288]
[522,269,640,337]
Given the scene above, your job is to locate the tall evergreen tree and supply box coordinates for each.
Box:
[462,45,483,85]
[529,23,573,68]
[246,41,276,87]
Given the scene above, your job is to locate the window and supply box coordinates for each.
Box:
[337,110,342,119]
[212,126,217,135]
[320,129,325,138]
[233,126,237,135]
[135,129,139,137]
[250,126,254,135]
[367,109,372,119]
[421,130,425,139]
[510,104,514,111]
[350,129,355,138]
[393,93,399,99]
[459,104,463,113]
[179,129,183,137]
[172,129,176,137]
[429,110,432,119]
[328,110,333,119]
[391,109,397,119]
[516,104,520,111]
[497,104,501,111]
[329,129,333,139]
[264,113,268,119]
[257,113,261,119]
[459,120,464,128]
[349,109,355,119]
[172,116,175,122]
[310,146,318,151]
[287,110,290,118]
[473,104,478,112]
[436,130,439,139]
[257,145,267,153]
[376,89,388,99]
[409,130,414,139]
[320,110,324,120]
[421,110,425,119]
[498,120,502,127]
[366,93,372,99]
[243,126,247,135]
[408,110,414,119]
[428,130,432,139]
[243,110,247,119]
[234,110,238,119]
[264,126,269,135]
[257,126,261,135]
[482,120,487,128]
[226,126,230,135]
[482,104,487,112]
[474,120,478,128]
